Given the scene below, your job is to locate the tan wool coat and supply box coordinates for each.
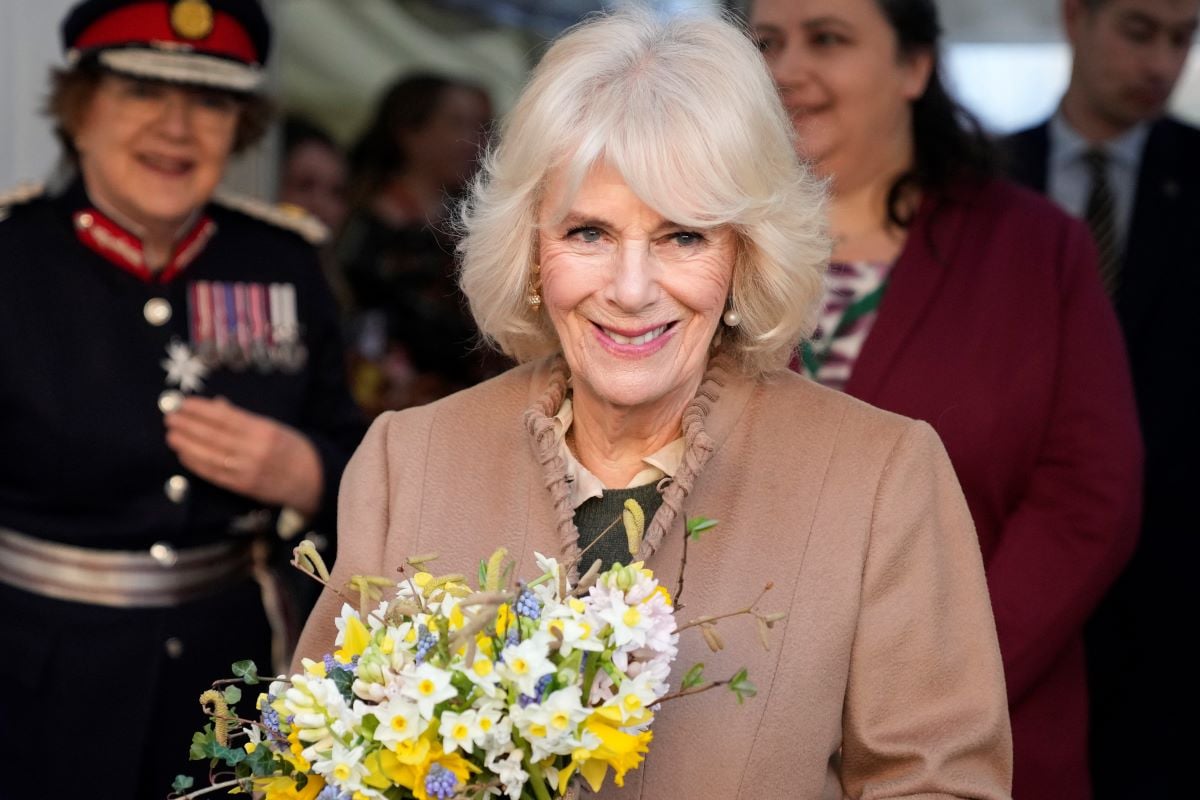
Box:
[295,355,1013,799]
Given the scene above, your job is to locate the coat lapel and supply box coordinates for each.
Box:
[844,190,967,404]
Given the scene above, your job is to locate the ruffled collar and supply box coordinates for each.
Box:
[522,351,749,578]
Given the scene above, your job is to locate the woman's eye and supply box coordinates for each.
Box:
[670,231,705,247]
[567,226,602,243]
[755,34,780,55]
[193,91,239,113]
[127,80,165,99]
[811,31,847,47]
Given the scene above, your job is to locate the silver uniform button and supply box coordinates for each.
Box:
[165,637,185,659]
[149,541,178,568]
[164,474,189,503]
[144,297,172,326]
[158,390,184,414]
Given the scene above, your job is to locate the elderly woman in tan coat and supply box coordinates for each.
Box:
[295,10,1012,799]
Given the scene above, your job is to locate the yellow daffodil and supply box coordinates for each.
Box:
[335,614,371,662]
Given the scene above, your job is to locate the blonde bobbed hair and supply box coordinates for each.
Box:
[458,8,829,376]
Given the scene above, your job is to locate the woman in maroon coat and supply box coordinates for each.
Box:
[751,1,1142,798]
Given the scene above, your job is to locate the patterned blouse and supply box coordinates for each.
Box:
[798,260,895,391]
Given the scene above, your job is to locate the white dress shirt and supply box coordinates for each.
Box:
[1046,111,1150,255]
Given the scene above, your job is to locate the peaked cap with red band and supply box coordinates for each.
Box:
[61,0,271,93]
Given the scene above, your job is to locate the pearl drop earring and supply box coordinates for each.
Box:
[723,308,741,327]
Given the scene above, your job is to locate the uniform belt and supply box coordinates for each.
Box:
[0,527,253,608]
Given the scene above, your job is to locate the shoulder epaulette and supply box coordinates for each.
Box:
[0,181,46,222]
[212,191,329,245]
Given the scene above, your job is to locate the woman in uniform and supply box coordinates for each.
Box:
[0,2,364,797]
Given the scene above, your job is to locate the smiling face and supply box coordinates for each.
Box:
[751,0,930,184]
[72,74,239,235]
[536,161,735,420]
[1065,0,1199,135]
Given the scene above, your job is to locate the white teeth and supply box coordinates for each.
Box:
[604,324,668,346]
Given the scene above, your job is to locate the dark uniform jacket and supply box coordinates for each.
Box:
[1005,117,1199,799]
[0,178,366,800]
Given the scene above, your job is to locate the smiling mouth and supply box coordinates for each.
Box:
[137,153,195,175]
[597,322,675,346]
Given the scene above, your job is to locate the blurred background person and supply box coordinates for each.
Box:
[279,114,349,233]
[1005,1,1200,797]
[278,114,354,325]
[337,73,507,413]
[0,1,364,797]
[750,1,1143,798]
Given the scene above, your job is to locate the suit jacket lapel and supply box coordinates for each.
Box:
[845,189,967,404]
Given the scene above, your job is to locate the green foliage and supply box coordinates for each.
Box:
[244,742,279,776]
[478,558,488,588]
[361,713,380,738]
[329,664,355,702]
[681,662,706,690]
[186,723,249,767]
[222,685,242,705]
[685,517,719,541]
[729,668,757,704]
[189,725,219,761]
[231,660,260,684]
[171,774,194,793]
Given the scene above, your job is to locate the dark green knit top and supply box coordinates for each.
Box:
[572,481,665,573]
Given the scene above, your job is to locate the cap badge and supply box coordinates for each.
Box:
[170,0,215,41]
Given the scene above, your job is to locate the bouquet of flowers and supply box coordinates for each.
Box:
[173,514,778,800]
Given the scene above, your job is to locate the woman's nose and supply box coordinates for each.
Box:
[155,92,193,139]
[609,242,659,311]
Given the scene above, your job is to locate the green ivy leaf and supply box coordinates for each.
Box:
[189,725,219,761]
[329,665,355,701]
[245,744,278,776]
[729,668,758,704]
[171,774,195,793]
[222,685,242,705]
[231,660,260,685]
[685,517,719,541]
[681,662,706,690]
[213,744,246,766]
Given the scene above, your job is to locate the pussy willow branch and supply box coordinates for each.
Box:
[656,677,735,705]
[675,582,774,633]
[174,777,245,799]
[673,531,691,607]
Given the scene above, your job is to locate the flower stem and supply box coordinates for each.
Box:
[175,778,246,799]
[525,758,554,800]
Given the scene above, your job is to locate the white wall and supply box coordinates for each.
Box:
[0,0,76,190]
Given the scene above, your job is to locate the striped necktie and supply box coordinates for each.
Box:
[1082,148,1121,297]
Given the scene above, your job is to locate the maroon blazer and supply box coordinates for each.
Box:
[839,179,1143,800]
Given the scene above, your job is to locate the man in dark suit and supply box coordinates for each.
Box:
[1005,1,1198,797]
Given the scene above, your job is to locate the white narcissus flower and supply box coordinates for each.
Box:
[401,662,458,719]
[511,687,587,762]
[313,742,369,793]
[474,700,512,750]
[362,696,423,748]
[462,651,503,698]
[607,670,662,724]
[439,708,483,754]
[594,591,652,650]
[497,634,555,696]
[485,748,530,800]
